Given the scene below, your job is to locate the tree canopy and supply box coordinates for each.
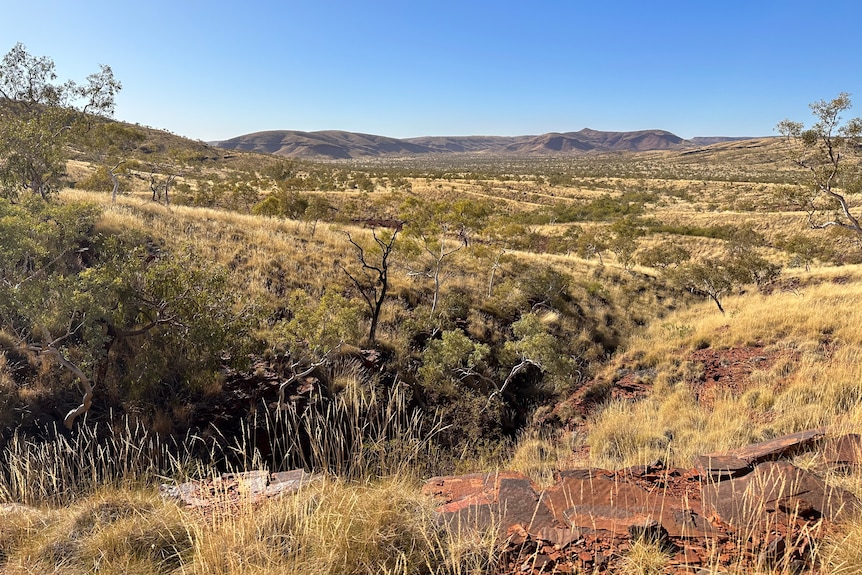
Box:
[777,93,862,235]
[0,43,120,199]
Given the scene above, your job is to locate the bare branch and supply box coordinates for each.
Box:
[28,340,93,429]
[486,358,542,408]
[277,344,341,410]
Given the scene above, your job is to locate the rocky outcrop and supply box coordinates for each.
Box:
[422,430,862,573]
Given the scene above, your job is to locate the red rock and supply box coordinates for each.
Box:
[594,551,607,568]
[671,547,704,565]
[693,454,751,481]
[423,471,556,534]
[265,469,321,497]
[534,526,581,548]
[703,461,860,529]
[821,434,862,468]
[542,469,717,538]
[507,523,529,545]
[725,428,826,464]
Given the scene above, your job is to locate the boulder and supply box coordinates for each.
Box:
[702,461,860,528]
[422,471,556,534]
[820,434,862,469]
[718,428,826,465]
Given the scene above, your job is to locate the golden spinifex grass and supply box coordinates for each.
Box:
[588,266,862,470]
[234,381,449,479]
[0,477,501,575]
[0,383,445,507]
[0,389,489,574]
[0,418,185,506]
[618,537,670,575]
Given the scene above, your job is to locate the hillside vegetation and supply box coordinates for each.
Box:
[3,69,862,572]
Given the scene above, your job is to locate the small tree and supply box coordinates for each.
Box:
[575,228,608,264]
[304,195,332,237]
[402,198,488,317]
[607,216,646,270]
[0,43,120,199]
[777,93,862,236]
[81,122,146,202]
[638,242,691,270]
[672,258,735,313]
[777,233,832,271]
[673,246,780,313]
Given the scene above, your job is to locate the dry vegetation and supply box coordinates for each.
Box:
[3,123,862,573]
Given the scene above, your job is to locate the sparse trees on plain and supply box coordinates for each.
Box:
[607,216,646,270]
[672,245,780,313]
[80,123,146,201]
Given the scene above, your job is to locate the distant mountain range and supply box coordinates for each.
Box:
[211,128,755,160]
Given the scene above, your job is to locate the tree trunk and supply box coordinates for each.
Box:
[110,170,120,203]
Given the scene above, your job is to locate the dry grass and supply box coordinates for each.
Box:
[27,141,862,574]
[506,430,583,488]
[0,476,501,575]
[618,538,670,575]
[588,267,862,469]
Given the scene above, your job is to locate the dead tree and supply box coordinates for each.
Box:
[149,172,177,205]
[31,348,91,429]
[486,358,542,408]
[276,345,340,411]
[777,93,862,236]
[487,248,507,298]
[340,228,399,344]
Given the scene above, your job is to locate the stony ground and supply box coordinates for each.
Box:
[422,430,862,574]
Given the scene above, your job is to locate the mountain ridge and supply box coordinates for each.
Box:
[212,128,755,160]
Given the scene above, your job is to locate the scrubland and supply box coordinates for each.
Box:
[3,131,862,574]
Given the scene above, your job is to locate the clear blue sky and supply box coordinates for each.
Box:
[3,1,860,141]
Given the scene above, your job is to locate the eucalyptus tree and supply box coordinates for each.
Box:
[401,198,490,317]
[0,43,120,199]
[777,93,862,236]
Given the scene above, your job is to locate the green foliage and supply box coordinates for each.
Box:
[671,258,736,313]
[778,93,862,235]
[417,330,495,445]
[77,167,114,192]
[539,191,657,224]
[777,233,833,269]
[518,267,571,309]
[483,217,544,251]
[671,242,780,313]
[280,289,363,354]
[574,227,608,263]
[502,313,577,393]
[419,330,489,387]
[0,197,252,425]
[252,190,309,219]
[637,242,691,270]
[607,216,647,269]
[0,43,120,199]
[252,194,282,216]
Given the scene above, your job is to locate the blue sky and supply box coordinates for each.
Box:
[3,1,860,141]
